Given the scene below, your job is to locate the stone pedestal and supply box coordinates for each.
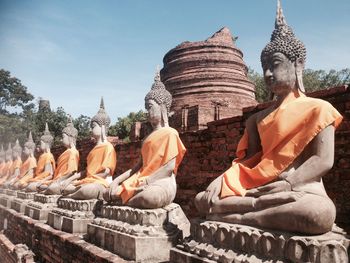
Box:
[48,198,102,234]
[87,203,190,262]
[10,192,35,213]
[25,194,61,222]
[0,189,18,208]
[170,219,350,263]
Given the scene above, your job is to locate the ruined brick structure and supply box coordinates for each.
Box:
[161,27,257,131]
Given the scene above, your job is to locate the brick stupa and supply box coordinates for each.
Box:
[161,27,257,131]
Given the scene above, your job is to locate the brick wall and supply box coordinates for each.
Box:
[51,85,350,231]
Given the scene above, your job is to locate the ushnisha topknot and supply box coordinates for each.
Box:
[91,97,111,130]
[261,0,306,67]
[41,123,54,145]
[24,131,36,150]
[144,67,172,113]
[63,116,78,139]
[12,139,22,155]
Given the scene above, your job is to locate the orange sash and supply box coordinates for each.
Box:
[11,156,37,185]
[221,93,343,198]
[28,152,55,182]
[74,142,116,187]
[43,148,79,185]
[118,127,186,204]
[10,159,22,175]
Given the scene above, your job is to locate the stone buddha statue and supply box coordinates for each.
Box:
[0,145,6,178]
[60,98,117,200]
[194,0,343,235]
[3,139,23,187]
[12,132,37,190]
[41,117,80,194]
[0,143,13,185]
[25,123,56,192]
[104,70,186,209]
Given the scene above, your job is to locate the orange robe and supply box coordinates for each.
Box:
[74,142,116,187]
[117,127,186,204]
[43,148,79,185]
[0,160,13,185]
[220,92,343,198]
[0,162,5,177]
[28,152,55,183]
[13,156,37,187]
[10,159,22,176]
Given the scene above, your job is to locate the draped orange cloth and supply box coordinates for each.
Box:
[0,160,13,184]
[0,162,5,177]
[43,148,79,185]
[10,159,22,175]
[74,142,116,187]
[15,156,37,187]
[28,152,55,182]
[117,127,186,204]
[220,92,343,198]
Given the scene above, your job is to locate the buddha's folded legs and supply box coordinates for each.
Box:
[207,193,335,235]
[43,182,62,195]
[25,182,41,192]
[64,183,106,200]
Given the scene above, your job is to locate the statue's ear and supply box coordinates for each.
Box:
[101,124,107,142]
[160,104,169,127]
[295,58,305,93]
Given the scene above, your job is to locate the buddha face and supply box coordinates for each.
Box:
[23,146,30,156]
[91,121,102,139]
[62,133,70,147]
[146,99,162,127]
[40,140,49,152]
[5,154,12,162]
[262,52,297,96]
[12,151,19,159]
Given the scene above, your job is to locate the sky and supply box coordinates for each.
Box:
[0,0,349,123]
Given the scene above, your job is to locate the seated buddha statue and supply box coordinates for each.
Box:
[0,143,13,185]
[3,139,23,188]
[25,123,56,192]
[40,117,80,194]
[194,1,343,235]
[0,145,6,179]
[11,132,37,190]
[60,98,117,200]
[103,70,186,209]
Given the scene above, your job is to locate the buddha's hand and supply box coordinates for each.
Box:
[246,180,292,197]
[105,178,120,202]
[203,176,222,208]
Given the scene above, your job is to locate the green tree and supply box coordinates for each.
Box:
[0,69,34,114]
[247,68,269,103]
[73,115,91,141]
[109,110,147,141]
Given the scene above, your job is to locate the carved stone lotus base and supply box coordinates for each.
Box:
[48,198,102,234]
[0,192,17,208]
[170,219,349,263]
[10,191,35,213]
[25,194,61,222]
[86,203,190,262]
[5,189,18,197]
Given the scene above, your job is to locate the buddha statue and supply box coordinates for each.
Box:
[3,139,23,187]
[25,123,56,192]
[0,145,6,178]
[12,132,37,190]
[194,0,343,235]
[41,117,80,194]
[103,70,186,209]
[60,98,117,200]
[0,143,13,185]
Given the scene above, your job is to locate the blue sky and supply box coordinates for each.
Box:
[1,0,349,122]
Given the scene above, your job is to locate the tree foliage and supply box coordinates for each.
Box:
[109,110,147,141]
[248,67,350,102]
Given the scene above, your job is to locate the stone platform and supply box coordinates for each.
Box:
[25,194,61,222]
[170,219,350,263]
[48,198,102,234]
[87,203,190,262]
[10,191,35,213]
[0,189,18,208]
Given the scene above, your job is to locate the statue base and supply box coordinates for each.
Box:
[48,198,102,234]
[86,203,190,262]
[10,191,35,213]
[25,194,61,222]
[170,219,349,263]
[0,190,18,208]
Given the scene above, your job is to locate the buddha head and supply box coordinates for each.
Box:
[5,143,12,162]
[12,139,22,160]
[91,97,110,142]
[62,116,78,148]
[40,123,54,152]
[0,145,5,163]
[144,68,172,128]
[261,0,306,96]
[24,132,36,157]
